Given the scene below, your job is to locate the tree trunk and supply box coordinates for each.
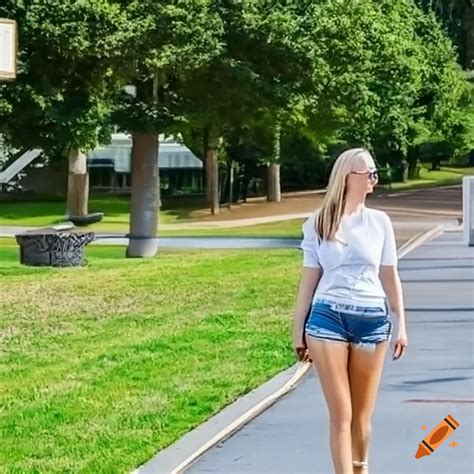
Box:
[228,161,234,208]
[67,148,89,217]
[206,148,220,215]
[126,132,160,258]
[266,119,282,203]
[202,128,211,203]
[267,163,281,202]
[206,128,220,215]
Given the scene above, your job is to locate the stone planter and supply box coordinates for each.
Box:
[15,230,95,267]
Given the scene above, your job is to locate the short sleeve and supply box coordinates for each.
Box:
[381,213,398,267]
[300,214,321,269]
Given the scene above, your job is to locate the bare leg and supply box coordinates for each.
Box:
[306,337,352,474]
[348,341,389,473]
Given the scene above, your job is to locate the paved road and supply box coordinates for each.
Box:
[374,185,462,216]
[90,222,446,249]
[190,186,463,223]
[91,221,441,249]
[186,230,474,474]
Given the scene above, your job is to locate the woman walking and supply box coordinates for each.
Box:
[292,148,407,474]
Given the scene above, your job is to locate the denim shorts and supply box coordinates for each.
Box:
[305,298,393,350]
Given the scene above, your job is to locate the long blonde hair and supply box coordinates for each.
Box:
[316,148,373,241]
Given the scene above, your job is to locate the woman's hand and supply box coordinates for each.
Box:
[292,330,312,363]
[291,267,321,364]
[379,264,407,361]
[392,327,408,360]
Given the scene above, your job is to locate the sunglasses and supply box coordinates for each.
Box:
[350,170,378,180]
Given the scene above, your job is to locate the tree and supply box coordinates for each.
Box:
[412,7,471,163]
[417,0,474,69]
[301,1,419,157]
[175,0,316,210]
[0,0,134,217]
[279,127,332,190]
[298,0,468,175]
[113,0,224,256]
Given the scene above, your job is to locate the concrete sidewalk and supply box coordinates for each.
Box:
[185,229,474,474]
[0,222,448,250]
[0,218,457,238]
[0,217,457,237]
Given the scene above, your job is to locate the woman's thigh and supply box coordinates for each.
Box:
[348,341,389,421]
[306,337,352,424]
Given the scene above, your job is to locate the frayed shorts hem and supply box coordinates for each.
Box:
[305,331,392,348]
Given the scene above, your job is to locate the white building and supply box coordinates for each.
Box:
[87,133,203,194]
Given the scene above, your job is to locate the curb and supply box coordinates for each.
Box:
[131,364,309,474]
[171,363,309,474]
[132,224,446,474]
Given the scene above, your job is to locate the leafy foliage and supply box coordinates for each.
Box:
[0,0,137,153]
[416,0,474,69]
[0,0,471,186]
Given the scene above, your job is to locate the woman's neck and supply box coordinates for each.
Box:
[344,196,366,216]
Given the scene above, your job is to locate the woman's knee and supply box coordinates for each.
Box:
[352,417,372,435]
[329,415,352,433]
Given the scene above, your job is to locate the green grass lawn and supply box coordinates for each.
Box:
[0,195,306,237]
[0,241,300,472]
[161,218,305,237]
[0,196,198,230]
[386,165,474,191]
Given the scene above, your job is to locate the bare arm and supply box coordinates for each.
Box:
[294,214,322,360]
[379,265,405,331]
[379,213,407,360]
[292,267,322,358]
[380,265,408,359]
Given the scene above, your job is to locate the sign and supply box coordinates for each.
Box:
[0,19,17,80]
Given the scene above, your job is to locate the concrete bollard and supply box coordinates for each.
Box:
[463,176,474,246]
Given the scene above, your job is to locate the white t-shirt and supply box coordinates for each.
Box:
[300,206,398,307]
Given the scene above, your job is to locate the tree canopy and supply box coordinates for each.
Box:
[0,0,137,154]
[0,0,471,193]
